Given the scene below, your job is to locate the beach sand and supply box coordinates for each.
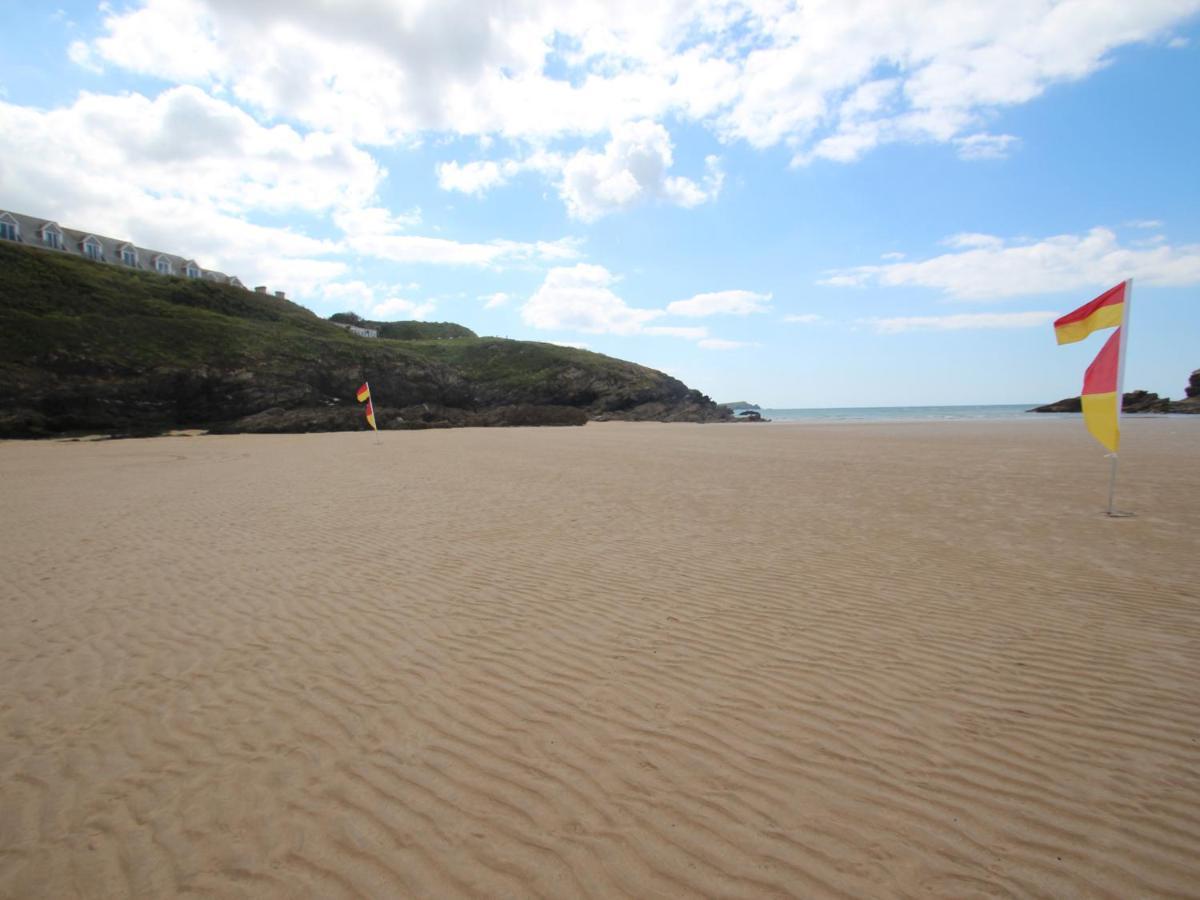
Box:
[2,419,1199,899]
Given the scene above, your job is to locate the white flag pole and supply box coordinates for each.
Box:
[1107,279,1132,516]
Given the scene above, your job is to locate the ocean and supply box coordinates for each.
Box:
[749,403,1044,423]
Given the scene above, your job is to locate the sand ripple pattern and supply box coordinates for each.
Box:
[2,420,1199,898]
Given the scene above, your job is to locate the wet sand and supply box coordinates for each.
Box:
[2,419,1199,898]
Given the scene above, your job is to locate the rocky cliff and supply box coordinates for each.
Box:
[0,242,732,437]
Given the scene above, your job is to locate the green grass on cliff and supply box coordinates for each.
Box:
[0,241,665,394]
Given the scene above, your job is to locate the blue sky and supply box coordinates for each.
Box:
[2,1,1198,406]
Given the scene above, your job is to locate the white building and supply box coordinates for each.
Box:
[330,321,379,339]
[0,209,248,289]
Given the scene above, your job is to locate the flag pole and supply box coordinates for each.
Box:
[1107,278,1132,516]
[369,380,381,445]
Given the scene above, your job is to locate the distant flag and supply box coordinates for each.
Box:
[356,381,378,432]
[1054,280,1131,514]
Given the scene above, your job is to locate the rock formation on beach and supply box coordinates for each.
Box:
[1029,379,1200,414]
[0,242,733,437]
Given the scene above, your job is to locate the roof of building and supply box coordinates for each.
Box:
[0,209,240,285]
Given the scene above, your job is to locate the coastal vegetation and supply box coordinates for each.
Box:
[0,242,729,436]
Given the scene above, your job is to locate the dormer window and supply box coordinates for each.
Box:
[119,244,137,266]
[0,213,18,242]
[82,236,103,261]
[184,261,200,278]
[40,223,64,250]
[154,255,172,275]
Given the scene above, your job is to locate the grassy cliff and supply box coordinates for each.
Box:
[0,242,728,435]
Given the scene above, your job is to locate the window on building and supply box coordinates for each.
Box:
[42,227,63,249]
[185,263,200,278]
[83,239,103,261]
[155,257,171,275]
[121,248,137,266]
[0,216,17,241]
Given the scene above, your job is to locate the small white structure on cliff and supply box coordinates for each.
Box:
[329,321,379,339]
[0,208,260,292]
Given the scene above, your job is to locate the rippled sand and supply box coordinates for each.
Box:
[2,419,1198,898]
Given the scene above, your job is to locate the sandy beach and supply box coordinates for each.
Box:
[2,419,1198,899]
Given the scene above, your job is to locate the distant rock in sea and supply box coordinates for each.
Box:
[719,400,761,411]
[1030,372,1200,414]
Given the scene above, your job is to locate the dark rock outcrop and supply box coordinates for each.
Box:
[1030,382,1200,414]
[1029,396,1082,413]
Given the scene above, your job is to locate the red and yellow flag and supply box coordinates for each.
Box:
[1054,281,1126,345]
[356,381,377,431]
[1081,328,1121,452]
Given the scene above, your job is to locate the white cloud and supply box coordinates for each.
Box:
[550,341,590,350]
[522,264,663,335]
[337,207,582,268]
[439,131,721,220]
[559,122,722,221]
[482,292,511,308]
[0,86,381,216]
[666,289,772,317]
[783,313,822,324]
[865,312,1058,334]
[371,296,437,320]
[954,132,1020,160]
[74,1,1198,167]
[437,159,522,195]
[698,338,757,350]
[881,251,906,261]
[822,227,1200,300]
[1125,218,1164,229]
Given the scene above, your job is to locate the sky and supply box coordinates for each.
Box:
[1,1,1198,407]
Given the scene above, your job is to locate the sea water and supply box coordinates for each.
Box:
[752,404,1045,423]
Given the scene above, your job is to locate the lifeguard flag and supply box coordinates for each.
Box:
[1054,282,1126,345]
[1081,328,1122,452]
[356,382,371,403]
[363,398,377,431]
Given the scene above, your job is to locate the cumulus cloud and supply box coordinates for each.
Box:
[481,292,511,308]
[436,159,523,195]
[666,289,771,317]
[865,312,1058,333]
[558,122,723,221]
[0,86,381,216]
[72,1,1196,167]
[522,264,664,335]
[522,266,777,342]
[782,313,822,323]
[822,227,1200,300]
[438,128,721,219]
